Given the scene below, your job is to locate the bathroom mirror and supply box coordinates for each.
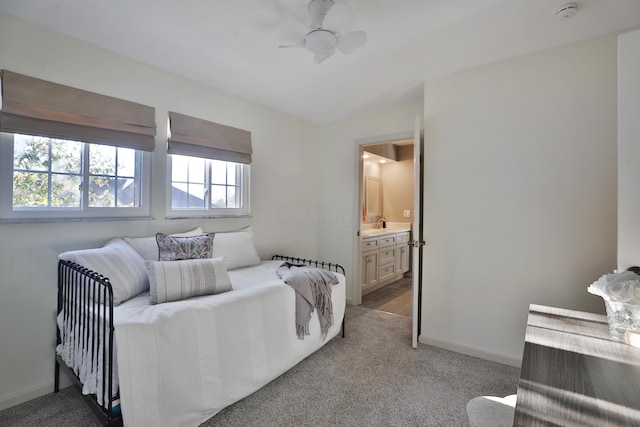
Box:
[365,176,381,217]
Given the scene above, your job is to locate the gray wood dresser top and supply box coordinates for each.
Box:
[514,304,640,426]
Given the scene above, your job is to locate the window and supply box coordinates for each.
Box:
[168,154,249,217]
[0,133,150,220]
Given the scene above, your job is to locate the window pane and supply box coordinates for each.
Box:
[187,184,206,208]
[13,171,49,207]
[117,148,136,177]
[51,139,82,173]
[171,183,189,209]
[227,164,238,185]
[211,160,226,185]
[117,178,138,207]
[211,184,227,208]
[89,144,116,175]
[172,182,205,209]
[172,155,189,182]
[51,174,82,207]
[188,157,206,184]
[89,176,116,207]
[227,186,240,208]
[13,134,49,171]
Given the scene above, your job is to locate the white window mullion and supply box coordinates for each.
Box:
[82,143,90,209]
[205,159,212,209]
[114,147,119,207]
[47,139,53,208]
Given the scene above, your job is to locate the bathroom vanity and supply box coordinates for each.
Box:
[360,228,411,295]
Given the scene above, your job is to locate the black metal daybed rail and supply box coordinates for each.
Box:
[55,259,122,427]
[271,254,345,275]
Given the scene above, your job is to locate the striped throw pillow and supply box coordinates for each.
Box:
[59,238,148,305]
[145,257,232,304]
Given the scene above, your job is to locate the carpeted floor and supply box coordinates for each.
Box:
[0,305,520,426]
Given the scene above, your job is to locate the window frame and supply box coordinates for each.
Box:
[166,154,250,219]
[0,132,151,221]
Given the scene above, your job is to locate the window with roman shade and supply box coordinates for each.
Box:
[0,70,155,220]
[166,112,252,217]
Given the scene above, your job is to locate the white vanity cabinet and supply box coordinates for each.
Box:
[361,230,411,295]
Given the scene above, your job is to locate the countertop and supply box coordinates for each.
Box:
[361,227,411,236]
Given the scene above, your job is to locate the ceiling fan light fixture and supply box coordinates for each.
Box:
[305,29,337,54]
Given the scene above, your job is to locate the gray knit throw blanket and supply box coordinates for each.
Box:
[276,262,339,340]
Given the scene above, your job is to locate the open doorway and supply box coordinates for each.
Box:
[359,138,415,317]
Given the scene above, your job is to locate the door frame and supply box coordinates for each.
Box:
[353,130,419,305]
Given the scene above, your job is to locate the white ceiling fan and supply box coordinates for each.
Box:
[278,0,367,64]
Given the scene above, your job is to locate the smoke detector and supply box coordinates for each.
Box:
[555,2,578,19]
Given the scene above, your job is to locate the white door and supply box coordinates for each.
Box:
[411,115,424,348]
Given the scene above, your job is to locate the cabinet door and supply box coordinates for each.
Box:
[397,244,410,274]
[361,250,379,290]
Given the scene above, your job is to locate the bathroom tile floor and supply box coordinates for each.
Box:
[361,276,412,317]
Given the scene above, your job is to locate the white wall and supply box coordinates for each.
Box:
[381,153,414,223]
[421,35,618,366]
[314,104,423,304]
[618,29,640,270]
[0,12,319,409]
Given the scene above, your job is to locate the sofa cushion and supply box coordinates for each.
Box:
[145,257,232,304]
[210,226,261,270]
[59,238,148,305]
[124,227,203,260]
[156,233,214,261]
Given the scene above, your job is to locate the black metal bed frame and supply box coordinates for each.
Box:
[55,259,121,427]
[55,255,346,427]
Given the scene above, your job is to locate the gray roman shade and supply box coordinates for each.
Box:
[0,70,156,151]
[168,111,252,164]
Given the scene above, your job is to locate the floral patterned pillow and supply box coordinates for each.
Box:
[156,233,214,261]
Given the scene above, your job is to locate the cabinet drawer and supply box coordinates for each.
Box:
[379,247,396,265]
[396,232,410,244]
[380,235,397,248]
[379,263,396,282]
[362,237,379,251]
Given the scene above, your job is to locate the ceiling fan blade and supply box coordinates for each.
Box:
[336,31,367,54]
[278,40,306,49]
[322,1,355,33]
[314,49,335,64]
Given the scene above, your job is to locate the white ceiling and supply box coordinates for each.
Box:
[1,0,639,124]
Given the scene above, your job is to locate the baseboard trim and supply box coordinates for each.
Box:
[419,335,522,368]
[0,376,71,411]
